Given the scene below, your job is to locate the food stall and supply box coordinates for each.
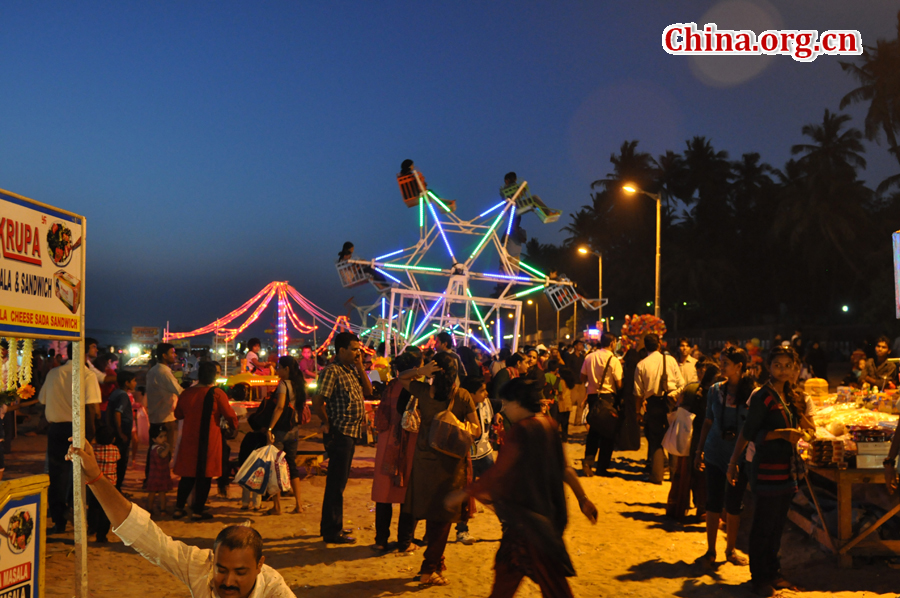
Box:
[0,187,86,597]
[790,384,900,568]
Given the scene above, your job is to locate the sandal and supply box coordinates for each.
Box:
[725,550,749,567]
[699,550,716,566]
[419,572,449,587]
[772,577,802,591]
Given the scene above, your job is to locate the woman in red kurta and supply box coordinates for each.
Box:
[173,362,238,520]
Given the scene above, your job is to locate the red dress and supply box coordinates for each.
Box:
[147,445,173,492]
[173,386,238,478]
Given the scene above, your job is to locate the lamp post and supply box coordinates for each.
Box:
[577,246,602,323]
[622,184,661,318]
[527,299,539,340]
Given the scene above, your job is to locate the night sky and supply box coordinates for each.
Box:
[1,1,897,343]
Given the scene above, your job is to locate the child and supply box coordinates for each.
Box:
[146,428,174,517]
[239,430,267,510]
[89,425,120,542]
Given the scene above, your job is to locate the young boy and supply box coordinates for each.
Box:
[106,370,136,490]
[89,425,120,542]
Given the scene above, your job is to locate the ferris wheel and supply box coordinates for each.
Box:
[336,168,580,356]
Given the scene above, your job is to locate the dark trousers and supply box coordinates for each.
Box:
[320,430,356,538]
[555,410,570,442]
[218,433,231,492]
[114,438,130,491]
[749,492,793,586]
[489,546,574,598]
[374,502,415,547]
[145,423,165,481]
[87,491,110,540]
[176,476,212,512]
[420,520,453,575]
[48,422,74,528]
[585,427,616,474]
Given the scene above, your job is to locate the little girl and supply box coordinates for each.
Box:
[146,428,174,517]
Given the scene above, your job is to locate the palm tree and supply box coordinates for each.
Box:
[838,11,900,168]
[791,109,867,175]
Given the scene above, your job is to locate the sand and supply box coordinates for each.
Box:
[19,420,900,598]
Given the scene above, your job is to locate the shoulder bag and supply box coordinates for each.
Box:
[587,353,620,437]
[428,391,474,459]
[401,387,420,433]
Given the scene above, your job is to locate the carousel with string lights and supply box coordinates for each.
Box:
[336,166,577,356]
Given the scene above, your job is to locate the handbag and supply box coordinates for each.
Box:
[586,354,619,438]
[643,355,673,440]
[401,392,420,433]
[428,391,474,459]
[236,445,278,494]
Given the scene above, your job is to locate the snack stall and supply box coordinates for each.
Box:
[790,384,900,568]
[0,187,87,597]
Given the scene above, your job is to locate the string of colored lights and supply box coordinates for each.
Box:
[465,288,494,353]
[477,200,506,219]
[165,282,277,340]
[276,286,288,356]
[221,286,277,341]
[482,273,534,282]
[419,196,424,230]
[517,260,547,279]
[426,191,452,214]
[505,205,517,237]
[513,284,545,299]
[468,205,510,262]
[427,201,456,261]
[374,268,403,285]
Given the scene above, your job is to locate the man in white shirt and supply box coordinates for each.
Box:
[676,337,698,385]
[38,343,102,534]
[144,343,183,483]
[634,333,685,484]
[67,441,294,598]
[580,334,622,476]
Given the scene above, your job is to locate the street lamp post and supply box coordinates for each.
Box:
[577,246,603,323]
[527,299,539,340]
[622,184,661,318]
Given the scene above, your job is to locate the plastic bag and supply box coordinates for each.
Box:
[236,445,279,494]
[269,450,291,494]
[661,407,695,457]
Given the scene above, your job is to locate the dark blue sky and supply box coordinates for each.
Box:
[1,1,897,341]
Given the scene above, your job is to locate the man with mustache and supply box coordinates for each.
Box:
[68,440,293,598]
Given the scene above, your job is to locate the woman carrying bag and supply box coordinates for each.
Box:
[261,355,307,515]
[397,352,480,587]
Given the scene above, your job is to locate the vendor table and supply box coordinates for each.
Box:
[789,466,900,568]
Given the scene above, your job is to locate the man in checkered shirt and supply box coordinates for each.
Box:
[311,332,373,544]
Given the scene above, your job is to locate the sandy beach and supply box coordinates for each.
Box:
[22,419,900,598]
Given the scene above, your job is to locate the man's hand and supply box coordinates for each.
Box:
[66,438,101,480]
[694,453,705,472]
[267,429,275,445]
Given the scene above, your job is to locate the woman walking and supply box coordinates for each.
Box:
[173,361,238,520]
[727,346,805,596]
[446,377,598,598]
[399,352,480,587]
[264,355,307,515]
[693,347,752,565]
[371,351,420,551]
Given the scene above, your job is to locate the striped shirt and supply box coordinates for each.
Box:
[317,363,365,439]
[742,384,799,496]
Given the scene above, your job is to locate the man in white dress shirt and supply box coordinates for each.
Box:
[38,342,102,533]
[634,333,685,484]
[144,342,183,482]
[68,440,294,598]
[675,337,698,386]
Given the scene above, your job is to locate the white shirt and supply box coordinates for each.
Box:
[145,363,183,424]
[246,351,260,372]
[634,351,685,401]
[37,361,101,423]
[114,504,294,598]
[581,349,622,395]
[678,355,698,385]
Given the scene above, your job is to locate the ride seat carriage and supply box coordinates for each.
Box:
[336,260,371,288]
[500,182,562,224]
[397,172,456,212]
[544,283,579,311]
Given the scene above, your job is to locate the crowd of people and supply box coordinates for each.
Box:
[20,327,900,597]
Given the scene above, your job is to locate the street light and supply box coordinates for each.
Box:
[622,184,661,318]
[527,299,539,338]
[577,245,603,324]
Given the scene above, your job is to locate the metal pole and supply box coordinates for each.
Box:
[535,302,539,342]
[72,340,88,598]
[573,301,578,341]
[655,195,661,319]
[556,311,560,344]
[597,253,603,324]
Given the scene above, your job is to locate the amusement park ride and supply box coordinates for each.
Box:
[336,168,594,356]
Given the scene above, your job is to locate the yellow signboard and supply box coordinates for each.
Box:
[0,188,85,340]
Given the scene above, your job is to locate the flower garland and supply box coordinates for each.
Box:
[5,338,17,392]
[19,339,33,387]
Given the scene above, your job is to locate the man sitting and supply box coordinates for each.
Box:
[67,440,293,598]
